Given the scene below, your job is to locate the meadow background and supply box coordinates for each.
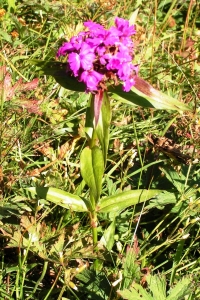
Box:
[0,0,199,299]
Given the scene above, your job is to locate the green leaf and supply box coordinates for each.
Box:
[119,274,191,300]
[30,60,85,92]
[109,77,191,111]
[0,204,20,219]
[129,8,140,25]
[167,277,191,300]
[80,146,104,204]
[160,166,187,193]
[0,31,12,43]
[76,269,111,299]
[31,60,190,111]
[0,289,15,300]
[49,232,65,254]
[98,189,162,213]
[118,284,154,300]
[146,191,178,210]
[100,219,116,251]
[96,91,111,164]
[7,0,16,11]
[122,245,141,289]
[85,95,95,139]
[146,274,167,300]
[26,187,88,212]
[85,91,111,164]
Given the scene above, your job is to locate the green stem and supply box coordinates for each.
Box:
[132,115,144,189]
[91,213,98,248]
[87,109,99,248]
[160,0,177,32]
[57,284,67,300]
[170,239,185,285]
[90,153,99,270]
[43,267,62,300]
[26,261,48,300]
[90,193,98,248]
[14,249,21,300]
[85,91,109,271]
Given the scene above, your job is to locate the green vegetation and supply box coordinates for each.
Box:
[0,0,199,299]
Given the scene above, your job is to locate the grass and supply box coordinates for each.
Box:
[0,0,200,299]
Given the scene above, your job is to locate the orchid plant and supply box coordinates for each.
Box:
[29,17,190,261]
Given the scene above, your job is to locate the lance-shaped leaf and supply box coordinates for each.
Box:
[96,91,111,164]
[98,189,162,213]
[85,95,95,140]
[85,92,111,164]
[30,60,85,92]
[31,60,190,111]
[109,77,191,112]
[100,219,116,251]
[80,146,104,204]
[26,187,89,212]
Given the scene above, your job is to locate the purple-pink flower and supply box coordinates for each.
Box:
[57,17,138,92]
[80,70,103,92]
[115,17,136,37]
[68,42,95,76]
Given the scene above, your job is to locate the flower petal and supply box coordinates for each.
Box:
[68,53,81,76]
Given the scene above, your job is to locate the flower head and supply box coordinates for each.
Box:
[57,17,138,92]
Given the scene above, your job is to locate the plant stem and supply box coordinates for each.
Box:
[43,267,62,300]
[90,193,98,248]
[57,284,67,300]
[170,239,185,285]
[87,107,99,249]
[88,147,99,271]
[26,261,48,300]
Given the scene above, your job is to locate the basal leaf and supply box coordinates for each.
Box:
[27,187,88,212]
[98,189,162,213]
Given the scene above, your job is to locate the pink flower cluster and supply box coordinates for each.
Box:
[57,17,138,92]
